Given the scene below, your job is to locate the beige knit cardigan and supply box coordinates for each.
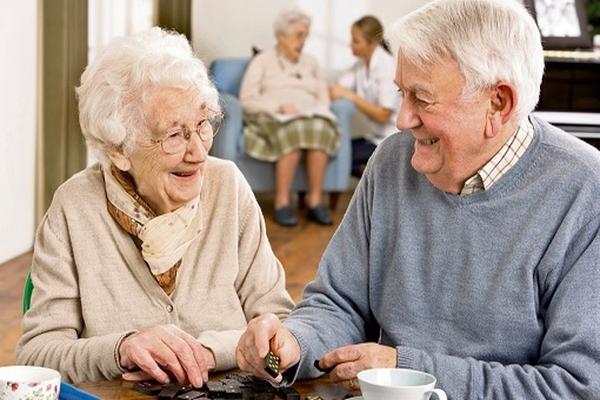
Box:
[239,47,335,120]
[17,158,294,383]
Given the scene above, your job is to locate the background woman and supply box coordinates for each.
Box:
[17,28,293,385]
[240,9,339,227]
[330,16,401,177]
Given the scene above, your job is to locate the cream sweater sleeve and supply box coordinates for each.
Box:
[196,169,294,370]
[16,208,133,383]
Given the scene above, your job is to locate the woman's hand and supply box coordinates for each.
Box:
[118,324,215,388]
[329,84,356,101]
[278,103,300,115]
[236,313,301,383]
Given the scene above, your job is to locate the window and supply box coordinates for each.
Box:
[88,0,156,62]
[86,0,156,164]
[300,0,367,76]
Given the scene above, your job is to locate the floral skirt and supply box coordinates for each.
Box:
[243,113,340,162]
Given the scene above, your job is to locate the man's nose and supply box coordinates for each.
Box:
[396,98,420,131]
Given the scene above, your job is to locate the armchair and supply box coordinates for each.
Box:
[209,57,355,209]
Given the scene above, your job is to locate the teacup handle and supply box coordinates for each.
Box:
[427,388,447,400]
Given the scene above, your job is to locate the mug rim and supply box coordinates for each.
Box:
[0,365,61,382]
[357,367,437,389]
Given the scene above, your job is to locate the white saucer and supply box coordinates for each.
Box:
[345,397,363,400]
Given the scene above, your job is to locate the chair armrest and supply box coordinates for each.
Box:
[212,93,243,161]
[22,270,33,315]
[328,99,356,189]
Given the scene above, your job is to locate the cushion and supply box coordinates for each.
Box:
[209,58,251,97]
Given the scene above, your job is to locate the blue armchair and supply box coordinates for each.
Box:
[209,57,355,208]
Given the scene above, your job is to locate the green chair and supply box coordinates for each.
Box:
[22,271,33,314]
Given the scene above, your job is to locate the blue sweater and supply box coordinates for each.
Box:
[285,116,600,399]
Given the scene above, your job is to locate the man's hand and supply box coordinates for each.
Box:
[236,313,301,382]
[118,324,215,388]
[317,343,396,383]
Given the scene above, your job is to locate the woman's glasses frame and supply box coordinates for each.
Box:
[151,109,224,155]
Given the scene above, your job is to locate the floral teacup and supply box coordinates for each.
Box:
[0,366,60,400]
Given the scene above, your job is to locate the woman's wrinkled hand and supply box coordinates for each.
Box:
[278,103,300,115]
[118,324,215,388]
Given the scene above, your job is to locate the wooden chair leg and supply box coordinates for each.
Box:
[329,192,340,211]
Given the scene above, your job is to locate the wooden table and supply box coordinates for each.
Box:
[79,375,360,399]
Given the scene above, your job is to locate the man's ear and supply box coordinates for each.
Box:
[106,146,131,171]
[484,82,517,138]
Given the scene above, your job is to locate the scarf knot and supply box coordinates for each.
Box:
[103,165,203,295]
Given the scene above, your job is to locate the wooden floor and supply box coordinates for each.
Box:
[0,192,352,366]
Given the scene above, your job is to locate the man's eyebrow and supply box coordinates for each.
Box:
[394,81,433,96]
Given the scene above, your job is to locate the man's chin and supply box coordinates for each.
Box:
[411,156,437,176]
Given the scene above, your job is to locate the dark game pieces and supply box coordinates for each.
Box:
[253,393,275,400]
[158,384,183,400]
[277,386,300,400]
[264,351,281,378]
[133,381,164,395]
[158,384,195,400]
[313,359,335,374]
[132,373,302,400]
[205,379,244,398]
[176,390,205,399]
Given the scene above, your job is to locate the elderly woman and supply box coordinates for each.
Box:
[240,9,339,227]
[16,28,294,386]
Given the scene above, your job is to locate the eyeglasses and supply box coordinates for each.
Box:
[151,111,224,155]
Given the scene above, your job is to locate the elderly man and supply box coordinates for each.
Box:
[236,0,600,398]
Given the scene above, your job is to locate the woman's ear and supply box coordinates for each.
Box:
[484,82,517,138]
[107,146,131,171]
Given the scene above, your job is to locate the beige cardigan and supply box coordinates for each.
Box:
[17,158,294,383]
[239,47,334,120]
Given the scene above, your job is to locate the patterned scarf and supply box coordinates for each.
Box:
[103,164,203,295]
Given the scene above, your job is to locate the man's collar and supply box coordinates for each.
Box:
[460,121,534,195]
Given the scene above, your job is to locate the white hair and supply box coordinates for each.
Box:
[76,27,220,166]
[389,0,544,123]
[273,9,311,36]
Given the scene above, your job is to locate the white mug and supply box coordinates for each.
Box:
[358,368,447,400]
[0,365,61,400]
